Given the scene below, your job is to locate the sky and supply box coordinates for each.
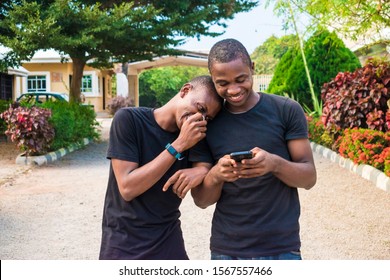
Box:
[176,3,294,54]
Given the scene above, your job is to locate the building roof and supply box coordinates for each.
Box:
[0,46,29,76]
[7,66,29,77]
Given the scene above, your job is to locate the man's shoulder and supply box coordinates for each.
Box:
[261,92,288,102]
[261,92,301,108]
[115,106,152,120]
[117,106,151,114]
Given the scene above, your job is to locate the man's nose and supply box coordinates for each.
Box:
[227,84,241,95]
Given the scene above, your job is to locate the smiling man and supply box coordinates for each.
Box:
[191,39,317,260]
[99,75,222,260]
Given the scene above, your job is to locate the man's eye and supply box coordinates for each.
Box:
[197,105,206,114]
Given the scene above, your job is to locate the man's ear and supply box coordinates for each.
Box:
[179,83,193,98]
[251,61,255,73]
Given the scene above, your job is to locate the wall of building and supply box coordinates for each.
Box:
[22,62,72,94]
[21,63,113,112]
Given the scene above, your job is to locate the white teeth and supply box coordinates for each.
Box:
[229,93,242,100]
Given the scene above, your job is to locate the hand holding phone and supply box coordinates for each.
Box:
[230,151,254,162]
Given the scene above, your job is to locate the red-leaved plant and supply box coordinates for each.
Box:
[0,104,55,156]
[321,58,390,133]
[336,128,390,176]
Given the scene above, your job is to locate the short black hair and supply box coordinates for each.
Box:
[208,38,252,72]
[190,75,214,89]
[190,75,223,103]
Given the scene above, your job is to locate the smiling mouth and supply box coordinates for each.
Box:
[228,92,244,101]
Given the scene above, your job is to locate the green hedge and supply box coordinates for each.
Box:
[1,100,100,152]
[41,101,100,151]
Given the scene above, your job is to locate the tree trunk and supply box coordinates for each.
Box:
[70,57,87,103]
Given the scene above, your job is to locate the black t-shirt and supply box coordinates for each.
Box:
[99,107,189,260]
[190,93,308,257]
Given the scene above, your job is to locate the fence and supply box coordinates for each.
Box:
[252,74,273,92]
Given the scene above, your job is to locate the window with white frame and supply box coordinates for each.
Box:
[27,75,47,92]
[81,75,92,93]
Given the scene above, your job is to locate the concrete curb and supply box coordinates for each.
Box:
[311,142,390,193]
[15,138,92,166]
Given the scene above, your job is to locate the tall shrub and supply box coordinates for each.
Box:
[267,47,299,95]
[269,29,361,112]
[286,29,361,109]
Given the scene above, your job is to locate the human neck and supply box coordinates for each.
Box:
[154,103,178,132]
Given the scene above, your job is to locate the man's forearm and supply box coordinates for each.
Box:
[191,166,224,208]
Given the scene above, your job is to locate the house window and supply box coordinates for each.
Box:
[27,75,47,92]
[81,75,92,93]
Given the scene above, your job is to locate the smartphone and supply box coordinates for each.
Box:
[230,151,254,162]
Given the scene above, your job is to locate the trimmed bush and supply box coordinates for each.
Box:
[336,128,390,176]
[1,100,100,155]
[306,115,339,150]
[307,117,390,176]
[41,101,99,151]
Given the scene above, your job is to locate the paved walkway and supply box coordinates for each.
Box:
[0,117,389,260]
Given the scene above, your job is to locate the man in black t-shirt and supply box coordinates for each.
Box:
[99,75,222,260]
[190,39,317,260]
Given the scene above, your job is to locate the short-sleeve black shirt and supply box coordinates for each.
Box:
[99,107,189,260]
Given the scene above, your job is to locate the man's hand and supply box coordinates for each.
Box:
[174,112,207,152]
[211,155,242,183]
[162,166,209,199]
[231,147,275,178]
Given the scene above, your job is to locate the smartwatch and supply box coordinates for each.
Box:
[165,143,184,160]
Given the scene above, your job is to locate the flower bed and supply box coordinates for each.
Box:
[307,116,390,177]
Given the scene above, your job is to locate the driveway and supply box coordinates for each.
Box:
[0,117,389,260]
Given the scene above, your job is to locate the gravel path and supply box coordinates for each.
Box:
[0,117,389,260]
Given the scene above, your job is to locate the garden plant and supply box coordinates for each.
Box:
[0,101,100,156]
[308,58,390,176]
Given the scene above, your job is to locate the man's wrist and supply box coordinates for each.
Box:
[165,143,184,160]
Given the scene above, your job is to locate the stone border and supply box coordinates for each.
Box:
[311,142,390,193]
[15,138,92,166]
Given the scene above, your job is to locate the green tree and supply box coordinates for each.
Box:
[251,34,298,74]
[266,0,389,47]
[265,0,389,116]
[267,46,299,95]
[303,0,389,43]
[0,0,256,103]
[269,29,361,110]
[139,66,208,107]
